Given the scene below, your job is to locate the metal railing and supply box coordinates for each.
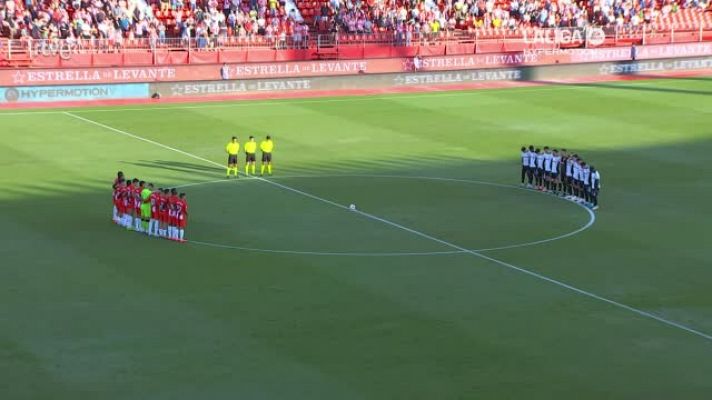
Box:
[2,25,710,61]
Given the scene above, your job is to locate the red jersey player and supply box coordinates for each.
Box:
[127,178,140,230]
[167,188,179,240]
[158,189,170,238]
[118,180,131,228]
[148,186,161,237]
[112,179,123,224]
[175,193,188,242]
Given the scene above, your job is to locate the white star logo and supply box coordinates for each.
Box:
[12,71,26,84]
[402,59,413,71]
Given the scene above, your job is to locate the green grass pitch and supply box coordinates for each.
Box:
[2,78,712,399]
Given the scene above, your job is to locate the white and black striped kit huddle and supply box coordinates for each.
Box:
[520,145,601,210]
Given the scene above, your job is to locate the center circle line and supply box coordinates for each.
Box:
[178,174,595,256]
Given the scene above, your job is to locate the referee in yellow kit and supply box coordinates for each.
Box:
[244,136,257,176]
[225,136,239,178]
[260,135,274,176]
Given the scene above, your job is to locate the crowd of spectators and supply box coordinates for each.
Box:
[0,0,709,43]
[0,0,310,47]
[317,0,710,35]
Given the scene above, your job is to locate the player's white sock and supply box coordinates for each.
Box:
[179,229,184,241]
[134,218,141,231]
[112,206,118,222]
[148,220,155,236]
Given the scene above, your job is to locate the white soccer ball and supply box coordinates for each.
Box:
[349,204,356,211]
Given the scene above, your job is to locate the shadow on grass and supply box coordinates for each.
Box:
[121,160,224,178]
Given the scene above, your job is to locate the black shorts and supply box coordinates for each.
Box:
[262,152,272,162]
[228,154,238,164]
[246,153,256,162]
[550,172,558,180]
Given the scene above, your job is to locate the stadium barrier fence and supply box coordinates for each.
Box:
[2,25,712,68]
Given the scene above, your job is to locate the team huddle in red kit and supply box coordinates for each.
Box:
[111,171,189,242]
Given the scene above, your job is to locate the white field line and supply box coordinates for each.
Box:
[189,239,465,257]
[65,111,712,343]
[275,174,598,252]
[174,178,470,256]
[0,85,593,116]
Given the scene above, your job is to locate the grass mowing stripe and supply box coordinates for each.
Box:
[1,85,593,116]
[65,111,712,344]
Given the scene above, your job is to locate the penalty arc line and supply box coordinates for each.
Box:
[64,111,712,343]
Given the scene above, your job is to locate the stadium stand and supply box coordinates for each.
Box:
[1,0,710,43]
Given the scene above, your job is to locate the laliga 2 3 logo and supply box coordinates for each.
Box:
[524,28,606,47]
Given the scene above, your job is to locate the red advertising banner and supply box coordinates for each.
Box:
[2,42,710,87]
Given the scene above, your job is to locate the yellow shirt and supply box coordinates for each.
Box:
[244,141,257,154]
[260,139,274,153]
[226,142,239,155]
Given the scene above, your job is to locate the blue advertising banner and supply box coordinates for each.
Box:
[0,83,149,103]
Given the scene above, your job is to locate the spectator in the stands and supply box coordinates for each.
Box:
[1,0,708,45]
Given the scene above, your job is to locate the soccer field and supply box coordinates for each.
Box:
[2,77,712,399]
